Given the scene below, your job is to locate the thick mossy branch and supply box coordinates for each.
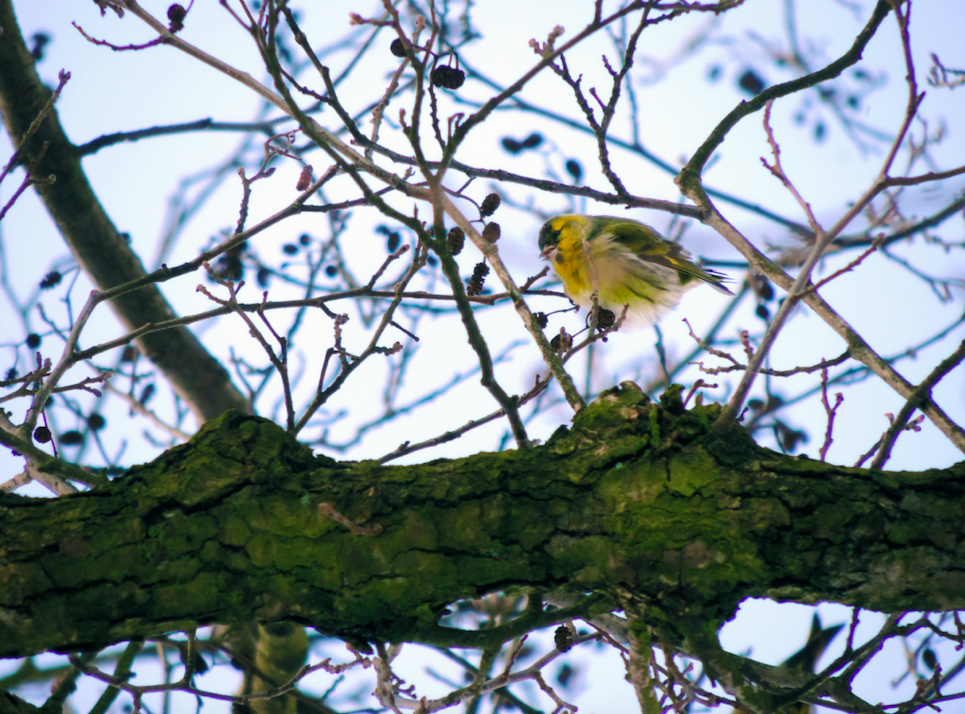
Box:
[2,383,964,659]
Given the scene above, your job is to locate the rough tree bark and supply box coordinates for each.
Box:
[3,383,963,661]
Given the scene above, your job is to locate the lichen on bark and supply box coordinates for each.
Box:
[2,383,964,659]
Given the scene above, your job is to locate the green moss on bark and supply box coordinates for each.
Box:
[2,384,964,658]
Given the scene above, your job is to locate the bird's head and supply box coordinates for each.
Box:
[538,215,582,262]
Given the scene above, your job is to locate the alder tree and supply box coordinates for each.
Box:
[1,1,964,713]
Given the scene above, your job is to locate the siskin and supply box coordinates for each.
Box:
[538,214,732,328]
[778,613,843,714]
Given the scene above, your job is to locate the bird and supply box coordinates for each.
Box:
[778,612,844,714]
[537,214,732,329]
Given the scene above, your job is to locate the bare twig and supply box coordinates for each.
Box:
[868,337,965,470]
[818,366,844,461]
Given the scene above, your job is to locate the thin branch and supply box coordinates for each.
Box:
[869,337,965,470]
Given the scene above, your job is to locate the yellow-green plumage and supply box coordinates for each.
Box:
[538,215,731,328]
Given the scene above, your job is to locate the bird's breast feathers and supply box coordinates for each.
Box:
[557,229,693,326]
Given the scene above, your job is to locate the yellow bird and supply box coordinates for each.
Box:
[538,214,732,328]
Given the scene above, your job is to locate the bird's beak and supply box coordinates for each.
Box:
[539,245,555,261]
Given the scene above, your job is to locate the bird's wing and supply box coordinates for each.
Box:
[602,218,726,288]
[600,218,671,257]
